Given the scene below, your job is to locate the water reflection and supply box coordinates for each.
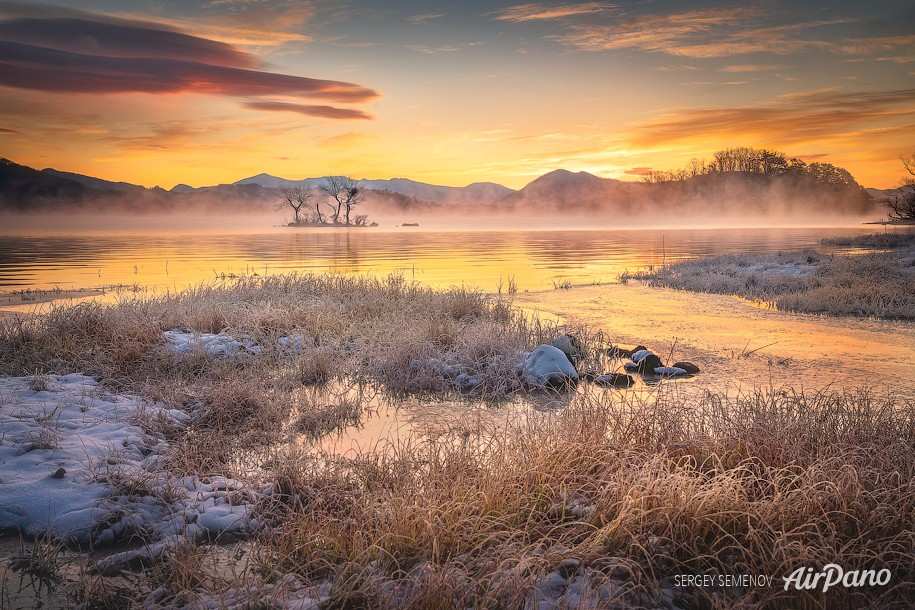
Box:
[0,226,879,295]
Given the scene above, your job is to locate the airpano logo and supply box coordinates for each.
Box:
[782,564,892,593]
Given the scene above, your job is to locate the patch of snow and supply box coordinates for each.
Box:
[0,374,264,546]
[631,349,651,363]
[163,330,261,357]
[654,366,688,377]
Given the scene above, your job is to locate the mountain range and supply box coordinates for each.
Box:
[0,158,888,221]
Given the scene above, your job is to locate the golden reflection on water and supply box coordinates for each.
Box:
[0,227,880,302]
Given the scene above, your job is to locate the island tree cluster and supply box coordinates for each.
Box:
[282,176,373,226]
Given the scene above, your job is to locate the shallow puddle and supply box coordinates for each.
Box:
[517,283,915,400]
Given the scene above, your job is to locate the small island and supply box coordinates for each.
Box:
[282,176,378,227]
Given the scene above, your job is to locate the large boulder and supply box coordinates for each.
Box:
[550,334,585,367]
[522,345,579,389]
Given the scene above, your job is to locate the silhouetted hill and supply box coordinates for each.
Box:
[0,156,880,222]
[234,173,515,204]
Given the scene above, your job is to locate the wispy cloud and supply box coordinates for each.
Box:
[720,63,782,73]
[244,100,372,120]
[406,12,445,24]
[549,10,859,58]
[0,5,378,107]
[492,2,615,23]
[550,8,757,54]
[627,88,915,147]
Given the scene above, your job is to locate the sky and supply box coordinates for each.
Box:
[0,0,913,189]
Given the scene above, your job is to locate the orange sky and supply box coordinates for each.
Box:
[1,1,914,189]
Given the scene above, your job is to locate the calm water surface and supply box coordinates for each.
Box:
[0,226,880,295]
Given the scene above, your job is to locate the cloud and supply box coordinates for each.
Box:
[0,16,257,67]
[407,12,445,24]
[492,2,615,23]
[405,44,461,54]
[0,126,19,134]
[720,63,782,73]
[0,41,378,102]
[550,8,759,54]
[542,7,880,58]
[244,100,372,119]
[627,88,915,148]
[624,166,654,176]
[837,35,915,56]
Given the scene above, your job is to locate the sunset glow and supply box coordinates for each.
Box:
[1,0,913,189]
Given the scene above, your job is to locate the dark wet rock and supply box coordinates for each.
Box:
[550,334,585,366]
[623,361,639,373]
[593,373,634,388]
[637,353,664,374]
[672,361,700,374]
[607,344,647,359]
[522,345,579,389]
[579,371,599,382]
[50,467,66,479]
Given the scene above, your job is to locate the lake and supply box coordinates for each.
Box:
[0,226,880,295]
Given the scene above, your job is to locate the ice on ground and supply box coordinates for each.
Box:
[631,349,651,363]
[164,330,262,357]
[0,374,264,547]
[654,366,688,377]
[0,374,177,542]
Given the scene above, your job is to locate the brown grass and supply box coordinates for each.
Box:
[251,386,915,609]
[0,273,911,608]
[623,248,915,320]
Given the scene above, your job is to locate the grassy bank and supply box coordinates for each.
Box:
[1,274,913,608]
[621,238,915,319]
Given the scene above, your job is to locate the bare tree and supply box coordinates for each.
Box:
[888,189,915,222]
[888,153,915,222]
[903,153,915,184]
[282,187,312,225]
[320,176,363,225]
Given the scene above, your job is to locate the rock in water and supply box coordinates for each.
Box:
[672,361,700,374]
[593,373,634,389]
[522,345,579,389]
[550,334,585,366]
[637,353,664,374]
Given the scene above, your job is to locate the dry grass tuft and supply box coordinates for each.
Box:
[251,387,915,608]
[624,248,915,319]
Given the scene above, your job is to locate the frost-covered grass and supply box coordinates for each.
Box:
[622,248,915,319]
[248,387,915,610]
[0,274,913,608]
[821,231,915,248]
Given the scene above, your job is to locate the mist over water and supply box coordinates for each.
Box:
[0,225,879,295]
